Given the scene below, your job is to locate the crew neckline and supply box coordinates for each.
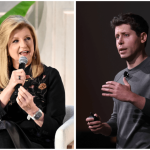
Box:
[127,57,150,74]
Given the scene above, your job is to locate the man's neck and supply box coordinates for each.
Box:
[126,51,148,70]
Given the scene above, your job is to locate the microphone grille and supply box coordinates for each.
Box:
[19,56,28,64]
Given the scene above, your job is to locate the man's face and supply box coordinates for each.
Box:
[115,24,142,60]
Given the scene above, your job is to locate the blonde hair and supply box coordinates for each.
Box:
[0,15,44,88]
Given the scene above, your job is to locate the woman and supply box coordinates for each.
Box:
[0,15,65,148]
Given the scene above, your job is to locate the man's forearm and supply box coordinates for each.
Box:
[100,122,112,136]
[129,92,146,110]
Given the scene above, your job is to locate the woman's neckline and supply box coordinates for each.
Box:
[12,63,31,71]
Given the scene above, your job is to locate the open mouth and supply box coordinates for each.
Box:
[19,51,29,55]
[119,48,127,51]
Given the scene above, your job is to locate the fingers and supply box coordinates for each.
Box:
[123,77,130,86]
[102,93,116,97]
[16,96,22,106]
[94,113,101,121]
[101,88,113,93]
[101,81,120,97]
[89,123,102,129]
[15,71,26,84]
[17,87,33,111]
[86,117,94,122]
[17,90,26,103]
[105,81,117,85]
[101,82,116,94]
[18,87,28,100]
[9,69,26,88]
[13,69,26,78]
[102,84,114,89]
[19,86,31,98]
[86,113,103,134]
[87,120,101,126]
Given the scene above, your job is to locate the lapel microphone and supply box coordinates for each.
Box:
[124,71,129,78]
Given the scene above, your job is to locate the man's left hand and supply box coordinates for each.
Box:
[101,77,132,102]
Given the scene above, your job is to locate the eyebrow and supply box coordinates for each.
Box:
[115,32,129,35]
[11,34,32,40]
[13,34,31,38]
[115,32,129,36]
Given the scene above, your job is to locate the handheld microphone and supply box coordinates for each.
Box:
[14,56,28,95]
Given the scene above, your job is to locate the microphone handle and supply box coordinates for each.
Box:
[19,63,26,70]
[14,63,26,96]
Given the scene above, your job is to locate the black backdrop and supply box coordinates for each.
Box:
[76,1,150,148]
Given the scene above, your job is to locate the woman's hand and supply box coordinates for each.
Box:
[16,86,38,115]
[8,69,26,90]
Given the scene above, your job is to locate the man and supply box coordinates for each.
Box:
[86,13,150,148]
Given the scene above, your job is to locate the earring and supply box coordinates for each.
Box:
[34,55,36,59]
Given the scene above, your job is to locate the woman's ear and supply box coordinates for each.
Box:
[141,32,147,44]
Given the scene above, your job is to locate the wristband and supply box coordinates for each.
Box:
[27,109,42,120]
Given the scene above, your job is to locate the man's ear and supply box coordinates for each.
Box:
[141,32,147,44]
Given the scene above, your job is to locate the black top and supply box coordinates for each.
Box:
[0,64,65,148]
[107,57,150,148]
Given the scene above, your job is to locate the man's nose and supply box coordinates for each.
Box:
[118,36,124,45]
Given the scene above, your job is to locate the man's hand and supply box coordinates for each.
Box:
[86,113,102,134]
[86,113,112,136]
[101,77,133,102]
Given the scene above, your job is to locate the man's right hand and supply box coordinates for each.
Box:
[86,113,112,136]
[86,113,102,134]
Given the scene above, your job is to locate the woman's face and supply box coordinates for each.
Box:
[8,27,35,69]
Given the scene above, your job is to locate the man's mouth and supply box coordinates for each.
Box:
[119,48,127,51]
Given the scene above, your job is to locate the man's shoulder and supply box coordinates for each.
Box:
[114,68,127,82]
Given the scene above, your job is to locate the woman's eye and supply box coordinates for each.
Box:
[13,40,18,43]
[26,37,31,40]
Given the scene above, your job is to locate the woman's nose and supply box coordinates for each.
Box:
[20,39,27,48]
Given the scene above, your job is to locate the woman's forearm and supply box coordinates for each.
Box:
[34,113,44,127]
[27,106,44,127]
[0,85,15,108]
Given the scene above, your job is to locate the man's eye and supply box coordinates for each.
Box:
[13,40,18,43]
[125,34,129,37]
[116,36,119,39]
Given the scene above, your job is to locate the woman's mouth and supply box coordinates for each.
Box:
[19,51,29,56]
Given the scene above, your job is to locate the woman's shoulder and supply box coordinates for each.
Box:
[42,64,60,77]
[41,64,63,85]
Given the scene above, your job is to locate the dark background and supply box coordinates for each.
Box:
[76,1,150,149]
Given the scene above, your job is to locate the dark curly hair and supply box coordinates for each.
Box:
[111,13,149,46]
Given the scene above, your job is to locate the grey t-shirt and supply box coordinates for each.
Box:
[107,57,150,148]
